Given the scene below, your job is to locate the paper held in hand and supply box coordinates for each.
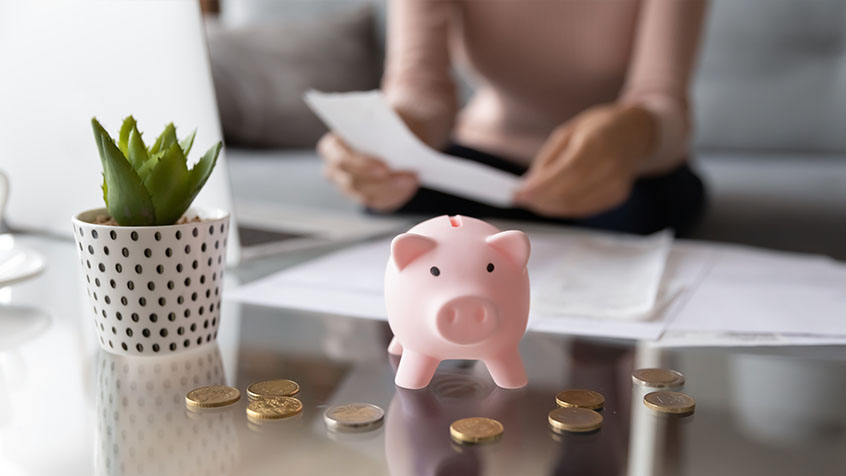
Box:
[304,90,520,207]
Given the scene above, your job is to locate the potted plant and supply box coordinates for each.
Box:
[73,116,228,355]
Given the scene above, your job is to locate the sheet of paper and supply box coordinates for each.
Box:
[667,245,846,336]
[532,230,673,319]
[653,331,846,348]
[304,90,520,207]
[228,229,701,341]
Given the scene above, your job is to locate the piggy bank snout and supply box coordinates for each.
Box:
[435,296,500,345]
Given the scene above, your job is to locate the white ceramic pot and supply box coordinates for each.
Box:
[73,207,229,356]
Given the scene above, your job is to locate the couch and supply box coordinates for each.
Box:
[214,0,846,259]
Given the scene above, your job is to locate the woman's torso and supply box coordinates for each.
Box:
[450,1,643,163]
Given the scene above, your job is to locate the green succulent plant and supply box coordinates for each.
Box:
[91,116,221,226]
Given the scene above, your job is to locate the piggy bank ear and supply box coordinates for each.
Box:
[485,230,530,269]
[391,233,437,271]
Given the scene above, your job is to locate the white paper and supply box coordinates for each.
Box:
[653,331,846,348]
[228,228,846,345]
[228,229,700,341]
[532,230,673,319]
[668,245,846,336]
[304,90,520,207]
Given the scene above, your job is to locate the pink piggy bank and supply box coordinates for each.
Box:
[385,215,531,389]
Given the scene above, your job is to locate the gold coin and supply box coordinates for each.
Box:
[450,417,504,444]
[548,407,603,433]
[324,402,385,432]
[632,368,685,388]
[246,396,303,421]
[185,385,240,409]
[247,379,300,400]
[643,391,695,415]
[555,389,605,410]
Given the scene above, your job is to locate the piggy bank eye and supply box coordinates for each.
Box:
[430,266,441,277]
[486,263,495,273]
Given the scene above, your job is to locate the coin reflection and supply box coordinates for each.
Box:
[95,345,238,476]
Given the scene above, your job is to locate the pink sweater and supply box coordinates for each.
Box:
[382,0,707,171]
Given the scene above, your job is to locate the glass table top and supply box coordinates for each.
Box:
[1,234,845,476]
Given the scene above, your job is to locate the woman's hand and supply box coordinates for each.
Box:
[318,133,419,212]
[514,103,656,218]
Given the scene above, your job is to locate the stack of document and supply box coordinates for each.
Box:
[227,227,846,346]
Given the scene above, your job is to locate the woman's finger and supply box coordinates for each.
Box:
[318,133,389,179]
[515,141,591,205]
[326,165,417,210]
[515,144,620,215]
[523,124,573,180]
[564,175,632,217]
[357,172,419,211]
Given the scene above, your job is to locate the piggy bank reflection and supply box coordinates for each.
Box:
[384,370,528,476]
[385,215,531,389]
[95,345,238,476]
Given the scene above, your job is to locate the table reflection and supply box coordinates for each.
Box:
[385,369,518,476]
[730,354,846,445]
[95,344,238,476]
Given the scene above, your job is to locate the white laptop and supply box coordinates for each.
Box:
[0,0,400,264]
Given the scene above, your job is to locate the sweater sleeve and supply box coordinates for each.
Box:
[620,0,708,173]
[381,0,459,149]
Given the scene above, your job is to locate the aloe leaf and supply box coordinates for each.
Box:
[118,116,136,157]
[149,123,177,155]
[135,149,164,179]
[142,142,192,225]
[186,141,222,198]
[91,118,156,226]
[127,125,149,172]
[101,173,109,206]
[180,129,196,157]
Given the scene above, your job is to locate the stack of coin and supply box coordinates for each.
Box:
[631,368,695,416]
[547,388,605,434]
[244,379,303,423]
[324,403,385,432]
[185,378,306,425]
[449,417,504,445]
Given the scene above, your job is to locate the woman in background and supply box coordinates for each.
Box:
[319,0,708,235]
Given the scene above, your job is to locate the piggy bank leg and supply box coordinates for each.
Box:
[395,350,440,389]
[484,349,528,389]
[387,336,403,356]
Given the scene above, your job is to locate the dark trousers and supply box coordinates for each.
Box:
[385,144,707,236]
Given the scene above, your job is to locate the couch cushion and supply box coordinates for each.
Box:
[693,0,846,153]
[206,7,382,148]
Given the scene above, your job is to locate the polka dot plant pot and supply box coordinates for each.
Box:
[73,207,229,356]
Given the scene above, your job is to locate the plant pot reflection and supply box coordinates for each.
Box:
[95,344,238,476]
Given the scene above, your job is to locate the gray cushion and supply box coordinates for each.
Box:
[207,7,382,148]
[693,0,846,153]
